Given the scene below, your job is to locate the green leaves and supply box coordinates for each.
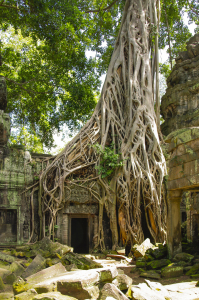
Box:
[93,142,124,178]
[0,1,125,148]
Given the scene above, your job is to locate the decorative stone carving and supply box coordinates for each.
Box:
[161,33,199,136]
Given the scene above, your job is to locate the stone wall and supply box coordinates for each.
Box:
[161,34,199,136]
[0,110,52,245]
[161,34,199,254]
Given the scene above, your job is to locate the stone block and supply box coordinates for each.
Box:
[4,272,17,284]
[147,259,171,270]
[139,270,161,280]
[99,283,129,300]
[173,252,194,263]
[25,262,67,285]
[98,266,118,283]
[22,255,46,278]
[32,292,78,300]
[0,251,15,263]
[0,293,14,300]
[0,267,11,279]
[0,276,4,290]
[112,274,133,290]
[151,247,167,259]
[161,264,183,278]
[14,289,38,300]
[136,260,146,268]
[9,262,25,276]
[186,263,199,276]
[131,239,154,258]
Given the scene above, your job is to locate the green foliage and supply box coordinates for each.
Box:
[93,142,124,178]
[0,0,126,148]
[185,0,199,33]
[159,63,171,79]
[9,126,44,153]
[159,0,192,72]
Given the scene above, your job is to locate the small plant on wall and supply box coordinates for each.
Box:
[92,142,124,178]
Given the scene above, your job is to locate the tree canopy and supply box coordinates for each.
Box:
[0,0,125,148]
[0,0,198,149]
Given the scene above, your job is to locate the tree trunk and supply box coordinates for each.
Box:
[34,0,167,248]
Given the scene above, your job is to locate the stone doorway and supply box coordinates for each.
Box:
[71,217,89,253]
[0,209,17,243]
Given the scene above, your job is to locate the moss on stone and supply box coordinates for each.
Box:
[0,277,4,290]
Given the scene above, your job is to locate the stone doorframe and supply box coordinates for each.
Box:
[167,188,199,258]
[61,213,95,252]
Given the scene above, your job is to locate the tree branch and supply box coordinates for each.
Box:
[85,0,118,13]
[0,3,19,10]
[188,1,199,17]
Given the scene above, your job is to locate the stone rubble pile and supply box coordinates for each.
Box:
[0,238,199,299]
[130,238,199,281]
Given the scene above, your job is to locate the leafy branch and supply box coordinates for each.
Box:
[85,0,119,13]
[93,142,124,178]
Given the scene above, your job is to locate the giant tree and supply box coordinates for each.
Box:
[28,0,167,249]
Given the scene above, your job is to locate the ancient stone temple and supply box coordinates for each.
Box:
[161,34,199,257]
[0,0,167,252]
[0,76,51,246]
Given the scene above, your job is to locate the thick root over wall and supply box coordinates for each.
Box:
[31,0,167,250]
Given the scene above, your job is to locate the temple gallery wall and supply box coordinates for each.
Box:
[0,32,199,256]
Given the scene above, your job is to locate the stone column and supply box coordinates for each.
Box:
[167,190,183,258]
[62,214,69,245]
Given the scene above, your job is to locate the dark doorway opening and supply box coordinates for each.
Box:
[71,218,89,253]
[0,209,17,242]
[140,199,154,244]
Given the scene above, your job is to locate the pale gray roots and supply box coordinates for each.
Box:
[29,0,167,249]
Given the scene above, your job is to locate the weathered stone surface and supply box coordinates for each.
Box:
[62,252,102,270]
[65,264,78,271]
[131,239,154,258]
[161,264,183,278]
[9,262,25,276]
[0,293,14,300]
[112,274,133,291]
[14,289,38,300]
[139,270,161,280]
[22,255,46,278]
[4,272,17,284]
[151,247,167,260]
[98,266,118,283]
[13,277,29,295]
[0,251,15,263]
[0,267,11,278]
[173,252,194,263]
[131,282,165,300]
[13,263,67,295]
[143,254,154,262]
[32,292,78,300]
[145,280,171,298]
[186,263,199,276]
[31,237,73,256]
[135,260,146,268]
[161,34,199,136]
[56,271,100,300]
[0,276,5,290]
[0,261,10,269]
[147,259,171,270]
[25,263,67,285]
[99,283,129,300]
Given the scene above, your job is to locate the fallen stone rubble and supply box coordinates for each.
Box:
[130,238,199,281]
[0,238,199,299]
